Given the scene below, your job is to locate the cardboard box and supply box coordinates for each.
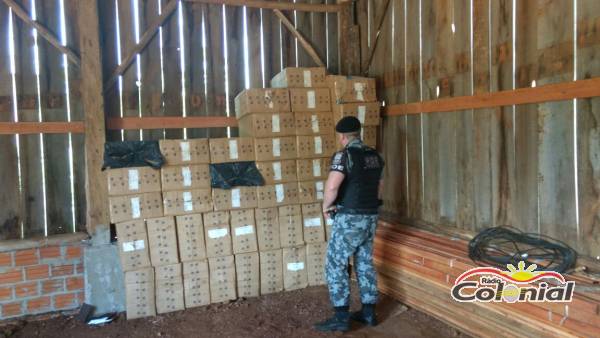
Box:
[255,208,280,251]
[298,180,325,204]
[294,112,335,135]
[161,164,211,191]
[279,205,304,248]
[208,255,237,303]
[282,246,308,291]
[183,260,210,308]
[238,113,296,138]
[256,160,297,184]
[270,67,327,88]
[301,203,326,244]
[306,242,327,286]
[362,126,377,148]
[115,220,151,271]
[107,166,161,196]
[259,249,283,295]
[296,158,330,181]
[163,189,212,216]
[257,183,299,208]
[296,135,336,158]
[176,214,206,262]
[212,187,258,211]
[146,216,179,266]
[235,88,291,117]
[235,252,260,298]
[203,212,232,258]
[125,268,156,320]
[254,136,297,161]
[109,192,163,224]
[159,139,210,165]
[332,102,381,126]
[155,263,185,314]
[209,137,255,164]
[326,75,377,103]
[289,88,331,112]
[230,209,258,254]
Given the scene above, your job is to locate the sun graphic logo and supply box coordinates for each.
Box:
[451,261,575,303]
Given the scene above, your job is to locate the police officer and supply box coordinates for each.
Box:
[314,116,384,332]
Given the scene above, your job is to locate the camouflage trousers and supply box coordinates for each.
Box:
[325,213,378,307]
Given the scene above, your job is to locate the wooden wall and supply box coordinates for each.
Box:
[370,0,600,258]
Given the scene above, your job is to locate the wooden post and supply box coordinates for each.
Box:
[337,1,359,75]
[77,0,109,234]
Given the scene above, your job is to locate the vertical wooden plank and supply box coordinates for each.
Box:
[281,0,297,67]
[226,4,242,136]
[100,0,122,142]
[356,0,368,68]
[310,0,326,68]
[325,0,338,73]
[0,3,22,239]
[246,7,263,88]
[268,6,284,77]
[185,0,208,139]
[205,4,227,138]
[261,9,274,83]
[577,0,600,257]
[294,0,312,66]
[162,0,183,139]
[78,0,110,233]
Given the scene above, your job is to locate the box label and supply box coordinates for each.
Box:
[358,105,367,124]
[304,217,322,227]
[272,162,282,181]
[122,239,145,252]
[235,225,254,236]
[272,138,281,157]
[314,136,322,154]
[231,188,241,208]
[180,141,191,161]
[307,90,316,109]
[275,184,285,203]
[303,70,312,87]
[229,140,239,160]
[312,159,321,177]
[287,262,305,271]
[181,166,192,187]
[183,191,194,211]
[208,228,228,239]
[316,181,324,200]
[311,114,320,133]
[272,114,280,133]
[354,82,365,101]
[130,197,141,218]
[128,169,140,191]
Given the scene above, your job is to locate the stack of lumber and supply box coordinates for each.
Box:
[374,220,600,338]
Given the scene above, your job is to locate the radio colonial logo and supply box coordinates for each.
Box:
[451,261,575,303]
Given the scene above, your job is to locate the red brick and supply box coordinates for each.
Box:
[75,263,84,274]
[0,252,13,267]
[42,279,64,294]
[15,282,38,298]
[26,296,51,313]
[66,276,84,291]
[40,246,61,259]
[51,264,74,277]
[0,269,23,285]
[0,286,12,301]
[25,265,49,280]
[65,246,82,260]
[14,249,39,266]
[53,292,80,310]
[2,302,22,317]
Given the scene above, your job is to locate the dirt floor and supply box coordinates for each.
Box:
[1,285,469,338]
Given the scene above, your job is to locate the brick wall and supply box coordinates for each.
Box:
[0,243,85,319]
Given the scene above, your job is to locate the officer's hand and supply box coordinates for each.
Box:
[323,206,337,221]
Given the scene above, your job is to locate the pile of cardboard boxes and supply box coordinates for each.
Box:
[107,67,379,319]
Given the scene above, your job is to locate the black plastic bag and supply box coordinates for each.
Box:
[210,162,265,189]
[102,141,165,170]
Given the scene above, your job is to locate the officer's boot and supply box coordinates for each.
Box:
[350,303,377,326]
[314,306,350,332]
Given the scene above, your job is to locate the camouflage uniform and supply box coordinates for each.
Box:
[325,213,379,307]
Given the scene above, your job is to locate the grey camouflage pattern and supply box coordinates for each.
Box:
[325,213,378,307]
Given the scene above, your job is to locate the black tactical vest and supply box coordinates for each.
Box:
[335,144,383,213]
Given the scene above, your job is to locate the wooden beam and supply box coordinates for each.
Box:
[106,116,239,130]
[103,0,178,93]
[338,0,360,75]
[78,0,109,234]
[2,0,80,66]
[273,9,325,67]
[0,122,84,135]
[384,77,600,116]
[184,0,343,12]
[362,0,391,74]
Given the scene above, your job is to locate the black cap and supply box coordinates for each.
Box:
[335,116,361,133]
